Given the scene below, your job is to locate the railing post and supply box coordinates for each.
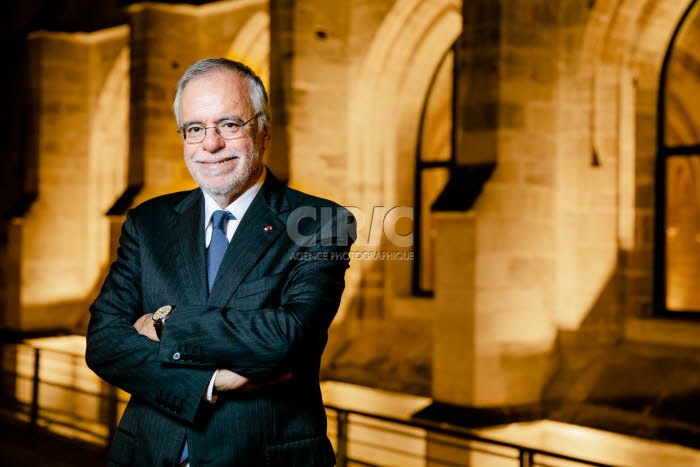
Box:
[30,348,40,429]
[519,449,534,467]
[336,409,348,467]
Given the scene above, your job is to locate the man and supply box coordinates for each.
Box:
[86,57,355,466]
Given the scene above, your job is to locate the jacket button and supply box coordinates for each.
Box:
[173,352,181,360]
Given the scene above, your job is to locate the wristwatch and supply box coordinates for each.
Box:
[152,305,174,339]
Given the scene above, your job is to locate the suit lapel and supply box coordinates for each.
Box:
[167,190,208,305]
[207,169,290,306]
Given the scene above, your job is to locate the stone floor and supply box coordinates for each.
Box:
[320,317,700,452]
[321,380,700,467]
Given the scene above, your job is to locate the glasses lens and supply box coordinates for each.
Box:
[183,124,205,143]
[180,114,258,144]
[217,121,243,140]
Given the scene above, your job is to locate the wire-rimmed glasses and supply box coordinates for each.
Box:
[177,112,261,144]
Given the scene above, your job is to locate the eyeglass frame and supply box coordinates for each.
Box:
[177,112,261,144]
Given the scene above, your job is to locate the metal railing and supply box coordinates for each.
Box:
[0,340,122,446]
[325,404,620,467]
[0,340,621,467]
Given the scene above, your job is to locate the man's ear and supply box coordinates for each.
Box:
[261,126,271,152]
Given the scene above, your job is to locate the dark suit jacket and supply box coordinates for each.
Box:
[86,168,355,466]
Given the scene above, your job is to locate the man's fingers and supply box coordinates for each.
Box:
[247,371,293,390]
[271,371,292,384]
[215,369,250,392]
[216,370,293,393]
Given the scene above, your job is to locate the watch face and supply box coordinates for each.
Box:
[153,305,173,321]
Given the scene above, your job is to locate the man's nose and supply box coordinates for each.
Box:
[202,126,225,150]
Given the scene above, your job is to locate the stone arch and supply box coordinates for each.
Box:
[610,0,694,319]
[87,47,130,293]
[558,0,695,328]
[346,0,462,309]
[226,10,270,90]
[584,0,693,248]
[15,28,129,332]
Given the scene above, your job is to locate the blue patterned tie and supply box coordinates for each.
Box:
[179,211,234,465]
[207,210,235,292]
[179,440,189,465]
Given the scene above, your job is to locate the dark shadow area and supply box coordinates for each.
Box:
[542,262,700,451]
[0,416,108,466]
[321,316,432,397]
[544,340,700,450]
[412,400,544,428]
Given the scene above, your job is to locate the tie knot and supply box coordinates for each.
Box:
[211,210,234,231]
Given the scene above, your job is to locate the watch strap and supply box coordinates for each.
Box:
[154,320,165,339]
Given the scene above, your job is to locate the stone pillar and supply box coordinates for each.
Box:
[455,0,502,167]
[431,208,554,409]
[432,212,477,404]
[428,0,557,411]
[268,0,293,183]
[1,27,129,332]
[282,0,354,200]
[275,0,394,320]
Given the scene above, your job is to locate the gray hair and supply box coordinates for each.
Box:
[173,57,270,131]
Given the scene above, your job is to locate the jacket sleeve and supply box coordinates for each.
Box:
[85,209,214,424]
[155,205,356,379]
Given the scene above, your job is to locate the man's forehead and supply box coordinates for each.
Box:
[187,69,247,90]
[181,73,253,117]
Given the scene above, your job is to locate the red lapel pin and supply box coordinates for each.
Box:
[264,225,272,231]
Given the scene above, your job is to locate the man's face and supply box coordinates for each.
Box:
[179,70,270,207]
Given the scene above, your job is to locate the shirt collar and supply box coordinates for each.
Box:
[203,166,266,228]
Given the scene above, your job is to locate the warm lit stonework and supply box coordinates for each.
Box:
[3,27,130,330]
[2,0,700,464]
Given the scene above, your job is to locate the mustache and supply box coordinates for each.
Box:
[192,150,243,163]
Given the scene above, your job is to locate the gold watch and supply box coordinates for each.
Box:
[152,305,174,339]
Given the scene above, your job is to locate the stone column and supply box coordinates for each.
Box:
[432,212,478,405]
[2,27,129,332]
[428,0,557,411]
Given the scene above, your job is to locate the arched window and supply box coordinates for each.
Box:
[413,42,457,296]
[657,1,700,316]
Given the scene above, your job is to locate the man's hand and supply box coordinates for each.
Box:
[134,313,159,341]
[215,369,292,393]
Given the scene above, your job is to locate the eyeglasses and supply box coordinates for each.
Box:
[177,112,261,144]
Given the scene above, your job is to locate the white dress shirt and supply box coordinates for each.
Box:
[200,167,266,402]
